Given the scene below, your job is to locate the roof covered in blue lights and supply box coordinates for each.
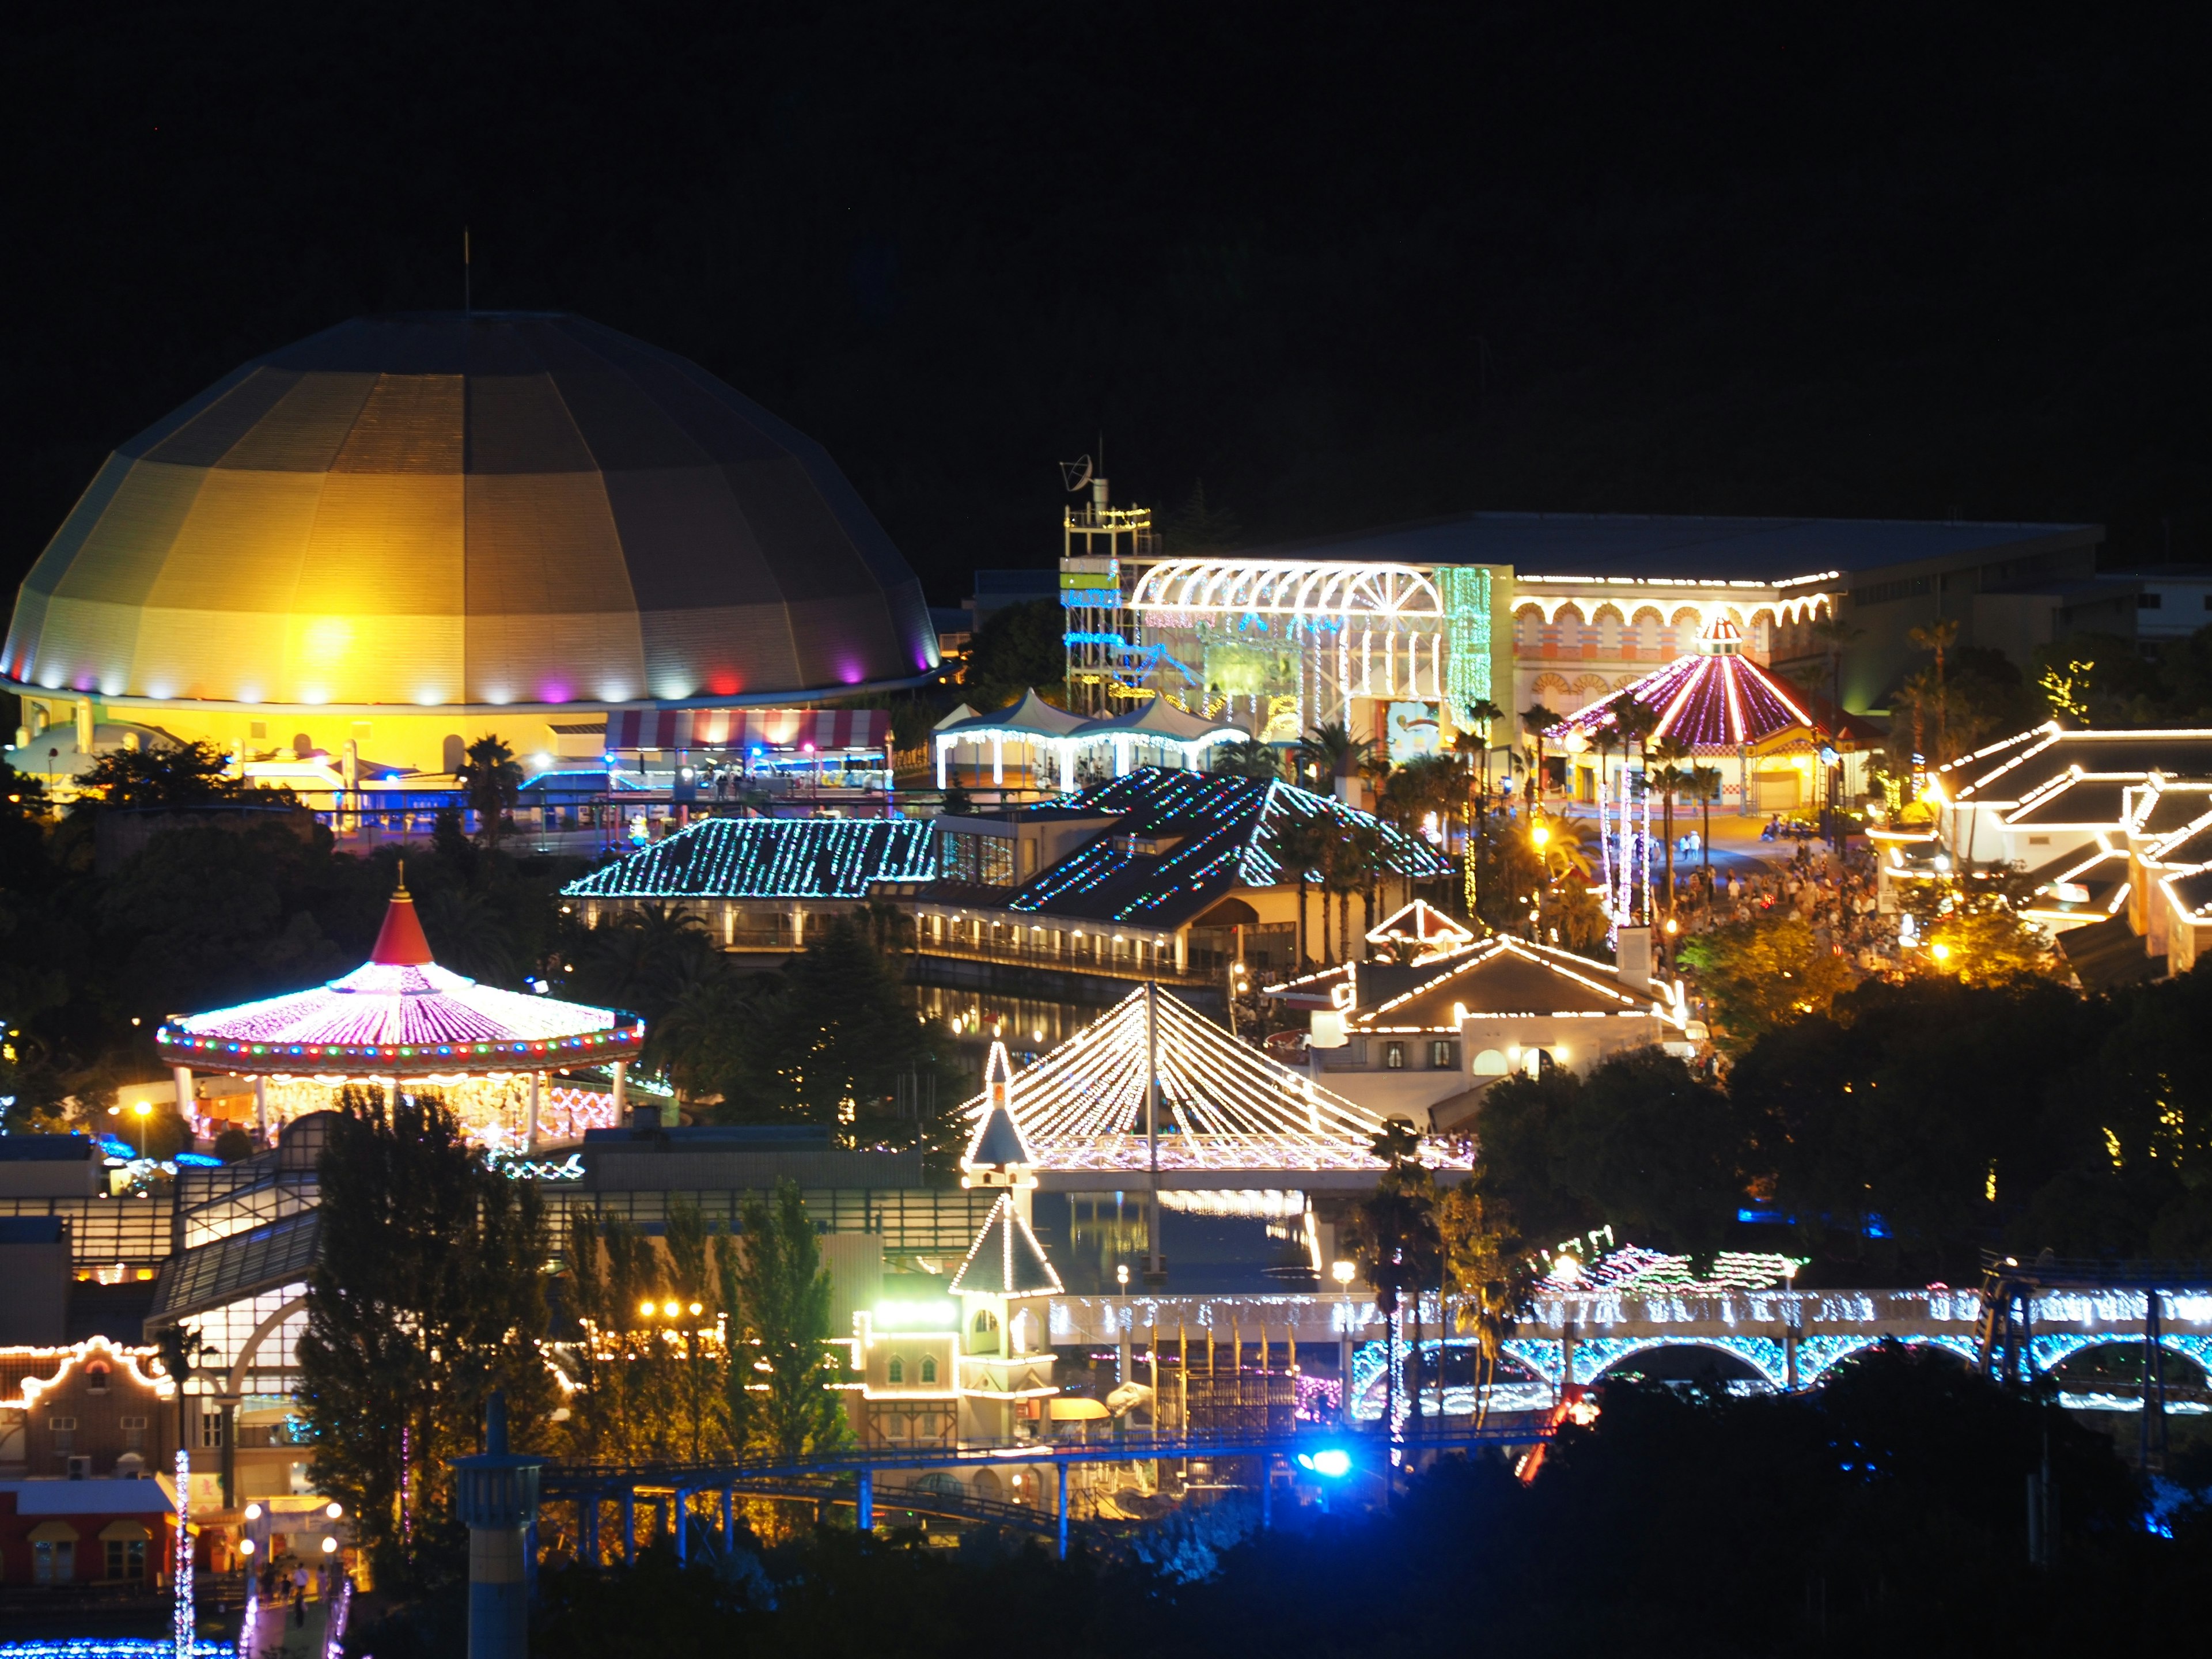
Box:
[565,816,936,900]
[946,768,1450,928]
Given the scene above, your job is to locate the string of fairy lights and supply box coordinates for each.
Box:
[1007,771,1449,924]
[564,817,936,899]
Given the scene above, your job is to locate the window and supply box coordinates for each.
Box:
[85,1363,109,1395]
[50,1416,77,1455]
[2139,592,2164,609]
[34,1540,74,1584]
[105,1539,146,1580]
[199,1410,225,1450]
[1384,1041,1406,1070]
[121,1415,147,1451]
[887,1355,905,1385]
[920,1354,938,1384]
[1430,1040,1459,1069]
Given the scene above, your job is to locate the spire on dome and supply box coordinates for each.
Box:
[962,1041,1036,1187]
[1699,615,1744,656]
[369,870,437,966]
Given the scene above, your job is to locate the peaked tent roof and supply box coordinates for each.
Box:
[929,767,1450,930]
[940,688,1086,740]
[1071,699,1244,743]
[969,984,1471,1174]
[563,816,935,900]
[948,1193,1063,1296]
[160,885,643,1075]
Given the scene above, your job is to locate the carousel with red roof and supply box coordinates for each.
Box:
[156,874,645,1152]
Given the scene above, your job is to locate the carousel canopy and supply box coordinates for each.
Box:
[938,688,1086,742]
[158,881,642,1075]
[1549,616,1815,753]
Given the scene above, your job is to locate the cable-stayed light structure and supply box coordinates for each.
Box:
[964,986,1471,1176]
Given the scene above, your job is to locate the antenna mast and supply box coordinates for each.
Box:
[463,226,472,316]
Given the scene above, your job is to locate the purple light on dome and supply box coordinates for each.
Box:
[539,679,573,703]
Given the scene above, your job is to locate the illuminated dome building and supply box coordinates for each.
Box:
[3,313,937,785]
[157,878,644,1150]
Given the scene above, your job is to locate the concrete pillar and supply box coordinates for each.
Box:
[74,697,94,753]
[451,1392,542,1659]
[611,1062,627,1122]
[526,1074,540,1154]
[253,1078,268,1143]
[172,1067,194,1121]
[992,735,1004,787]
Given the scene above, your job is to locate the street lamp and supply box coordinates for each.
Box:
[133,1099,152,1160]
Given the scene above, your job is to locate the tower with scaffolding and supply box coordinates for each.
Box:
[1061,472,1159,717]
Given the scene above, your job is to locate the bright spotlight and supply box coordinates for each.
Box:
[1296,1448,1353,1478]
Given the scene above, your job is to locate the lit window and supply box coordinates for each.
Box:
[1430,1040,1459,1069]
[199,1411,225,1450]
[887,1356,905,1385]
[1385,1041,1405,1070]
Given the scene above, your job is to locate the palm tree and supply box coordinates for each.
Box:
[1648,734,1694,932]
[1273,814,1328,969]
[1521,703,1562,812]
[1460,698,1504,793]
[1907,618,1960,763]
[1213,737,1280,781]
[1320,819,1369,964]
[1690,763,1724,886]
[1605,696,1660,920]
[457,734,524,846]
[1294,722,1374,796]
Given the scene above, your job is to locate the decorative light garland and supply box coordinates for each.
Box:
[172,1448,192,1659]
[959,984,1472,1173]
[563,816,935,900]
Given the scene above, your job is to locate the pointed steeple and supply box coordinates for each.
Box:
[369,862,436,966]
[948,1192,1063,1296]
[961,1041,1036,1189]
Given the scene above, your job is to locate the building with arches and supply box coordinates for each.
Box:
[1063,510,2100,799]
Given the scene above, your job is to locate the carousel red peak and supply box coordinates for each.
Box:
[369,883,436,967]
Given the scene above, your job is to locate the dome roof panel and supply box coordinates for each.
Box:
[5,312,938,707]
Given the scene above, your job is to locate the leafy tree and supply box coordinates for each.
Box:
[1270,814,1327,968]
[1895,869,2059,984]
[1676,913,1855,1054]
[1472,1050,1749,1270]
[297,1087,552,1588]
[719,1180,846,1461]
[77,738,266,808]
[457,734,524,846]
[1435,1184,1536,1429]
[1159,479,1241,553]
[961,599,1066,709]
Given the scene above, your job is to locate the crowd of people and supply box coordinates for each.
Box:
[1672,838,1903,973]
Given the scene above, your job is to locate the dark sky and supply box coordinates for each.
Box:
[6,2,2208,603]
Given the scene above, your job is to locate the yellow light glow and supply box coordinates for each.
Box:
[1531,822,1551,848]
[662,1300,681,1317]
[302,616,353,667]
[638,1300,656,1317]
[688,1301,703,1316]
[1930,942,1951,962]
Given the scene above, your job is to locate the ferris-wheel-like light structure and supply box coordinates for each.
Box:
[963,985,1472,1176]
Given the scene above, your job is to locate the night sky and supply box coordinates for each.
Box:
[6,2,2208,604]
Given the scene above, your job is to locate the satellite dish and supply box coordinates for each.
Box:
[1060,454,1094,493]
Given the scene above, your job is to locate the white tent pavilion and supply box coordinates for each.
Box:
[963,983,1472,1190]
